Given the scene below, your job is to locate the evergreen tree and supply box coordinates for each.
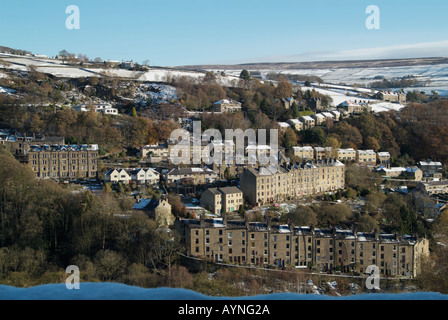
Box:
[240,69,251,81]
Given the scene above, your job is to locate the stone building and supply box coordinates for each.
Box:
[22,144,98,180]
[213,99,242,113]
[337,148,357,162]
[357,150,377,166]
[374,91,407,104]
[140,144,169,162]
[175,218,429,278]
[417,180,448,195]
[239,159,345,206]
[292,146,314,160]
[200,186,243,215]
[314,147,334,160]
[133,197,174,227]
[377,152,391,168]
[165,167,217,185]
[307,98,323,111]
[418,160,443,181]
[299,116,315,130]
[311,113,326,126]
[287,119,304,132]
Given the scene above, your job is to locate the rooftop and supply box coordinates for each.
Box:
[29,144,98,152]
[218,186,242,195]
[179,220,423,243]
[168,167,217,176]
[214,99,241,105]
[357,149,376,155]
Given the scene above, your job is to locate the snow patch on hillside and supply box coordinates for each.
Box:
[135,83,178,105]
[138,69,205,82]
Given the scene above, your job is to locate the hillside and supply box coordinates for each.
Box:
[0,52,240,87]
[180,57,448,71]
[181,58,448,96]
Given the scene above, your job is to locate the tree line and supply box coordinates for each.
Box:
[0,147,185,287]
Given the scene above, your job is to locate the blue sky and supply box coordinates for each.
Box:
[1,0,447,66]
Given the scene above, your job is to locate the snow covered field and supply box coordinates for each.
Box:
[301,85,405,112]
[1,283,447,300]
[218,63,448,97]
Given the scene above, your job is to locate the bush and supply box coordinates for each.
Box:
[94,250,126,282]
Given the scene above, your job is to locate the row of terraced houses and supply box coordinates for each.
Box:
[175,217,429,278]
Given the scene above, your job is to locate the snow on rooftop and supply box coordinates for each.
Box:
[211,218,226,228]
